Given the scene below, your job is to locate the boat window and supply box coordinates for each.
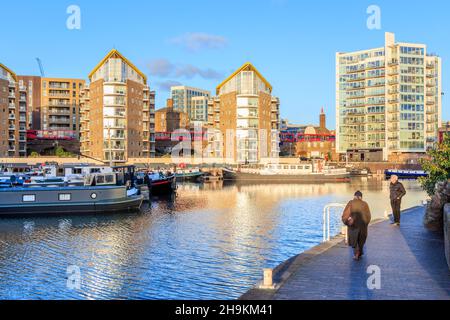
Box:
[290,166,296,169]
[97,175,105,184]
[305,166,311,170]
[91,168,101,174]
[23,195,36,202]
[284,165,289,169]
[105,175,115,184]
[59,194,71,201]
[298,166,303,170]
[73,168,82,174]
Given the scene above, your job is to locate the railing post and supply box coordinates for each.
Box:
[323,203,346,243]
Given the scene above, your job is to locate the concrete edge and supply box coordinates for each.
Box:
[239,205,424,300]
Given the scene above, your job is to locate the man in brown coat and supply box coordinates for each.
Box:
[342,191,372,261]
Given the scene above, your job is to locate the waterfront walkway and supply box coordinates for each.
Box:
[241,206,450,300]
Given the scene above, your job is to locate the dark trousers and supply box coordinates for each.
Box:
[391,199,401,223]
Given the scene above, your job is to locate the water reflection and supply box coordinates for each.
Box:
[0,179,426,300]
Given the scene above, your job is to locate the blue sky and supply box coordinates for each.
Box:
[1,0,448,128]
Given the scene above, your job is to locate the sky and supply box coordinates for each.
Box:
[0,0,448,129]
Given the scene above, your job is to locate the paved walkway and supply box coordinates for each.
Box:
[241,206,450,300]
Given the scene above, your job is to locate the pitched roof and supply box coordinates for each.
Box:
[216,62,272,95]
[0,63,17,81]
[88,49,147,84]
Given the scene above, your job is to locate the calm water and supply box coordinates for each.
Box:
[0,178,426,300]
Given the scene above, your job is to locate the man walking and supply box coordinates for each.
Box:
[342,191,372,261]
[389,175,406,226]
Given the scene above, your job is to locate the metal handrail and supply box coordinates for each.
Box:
[323,203,347,242]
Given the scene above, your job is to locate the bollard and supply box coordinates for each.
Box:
[262,268,273,288]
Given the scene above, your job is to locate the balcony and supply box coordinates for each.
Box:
[426,100,435,106]
[8,114,15,120]
[388,69,399,76]
[388,59,399,66]
[388,79,398,85]
[19,127,27,132]
[426,63,435,69]
[49,118,71,124]
[387,107,399,113]
[8,93,15,99]
[8,136,15,141]
[49,109,71,115]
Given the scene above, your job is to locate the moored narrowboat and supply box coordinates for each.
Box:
[0,185,143,216]
[384,169,428,179]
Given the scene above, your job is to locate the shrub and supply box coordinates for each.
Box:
[419,134,450,196]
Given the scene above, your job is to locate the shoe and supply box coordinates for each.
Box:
[390,221,396,225]
[395,222,400,226]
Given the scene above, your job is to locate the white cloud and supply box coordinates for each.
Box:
[169,32,228,52]
[147,58,223,80]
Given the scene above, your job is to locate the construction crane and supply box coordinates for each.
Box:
[35,58,45,77]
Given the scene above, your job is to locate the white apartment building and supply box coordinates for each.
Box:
[336,32,442,161]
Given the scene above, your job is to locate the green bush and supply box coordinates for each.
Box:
[419,134,450,196]
[30,152,40,158]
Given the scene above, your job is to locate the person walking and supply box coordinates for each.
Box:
[389,175,406,226]
[342,191,372,261]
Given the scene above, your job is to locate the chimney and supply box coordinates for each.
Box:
[320,107,326,129]
[166,99,174,109]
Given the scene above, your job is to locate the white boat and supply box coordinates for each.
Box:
[224,163,350,182]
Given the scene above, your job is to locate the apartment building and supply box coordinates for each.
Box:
[80,49,155,163]
[336,32,442,161]
[40,78,85,134]
[155,105,190,133]
[16,75,41,130]
[207,63,280,163]
[16,76,84,135]
[171,86,210,122]
[0,63,28,157]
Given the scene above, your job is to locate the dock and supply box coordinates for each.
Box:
[241,206,450,300]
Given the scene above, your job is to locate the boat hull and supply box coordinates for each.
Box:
[0,186,143,216]
[175,172,203,182]
[385,170,428,180]
[151,177,176,195]
[227,171,350,183]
